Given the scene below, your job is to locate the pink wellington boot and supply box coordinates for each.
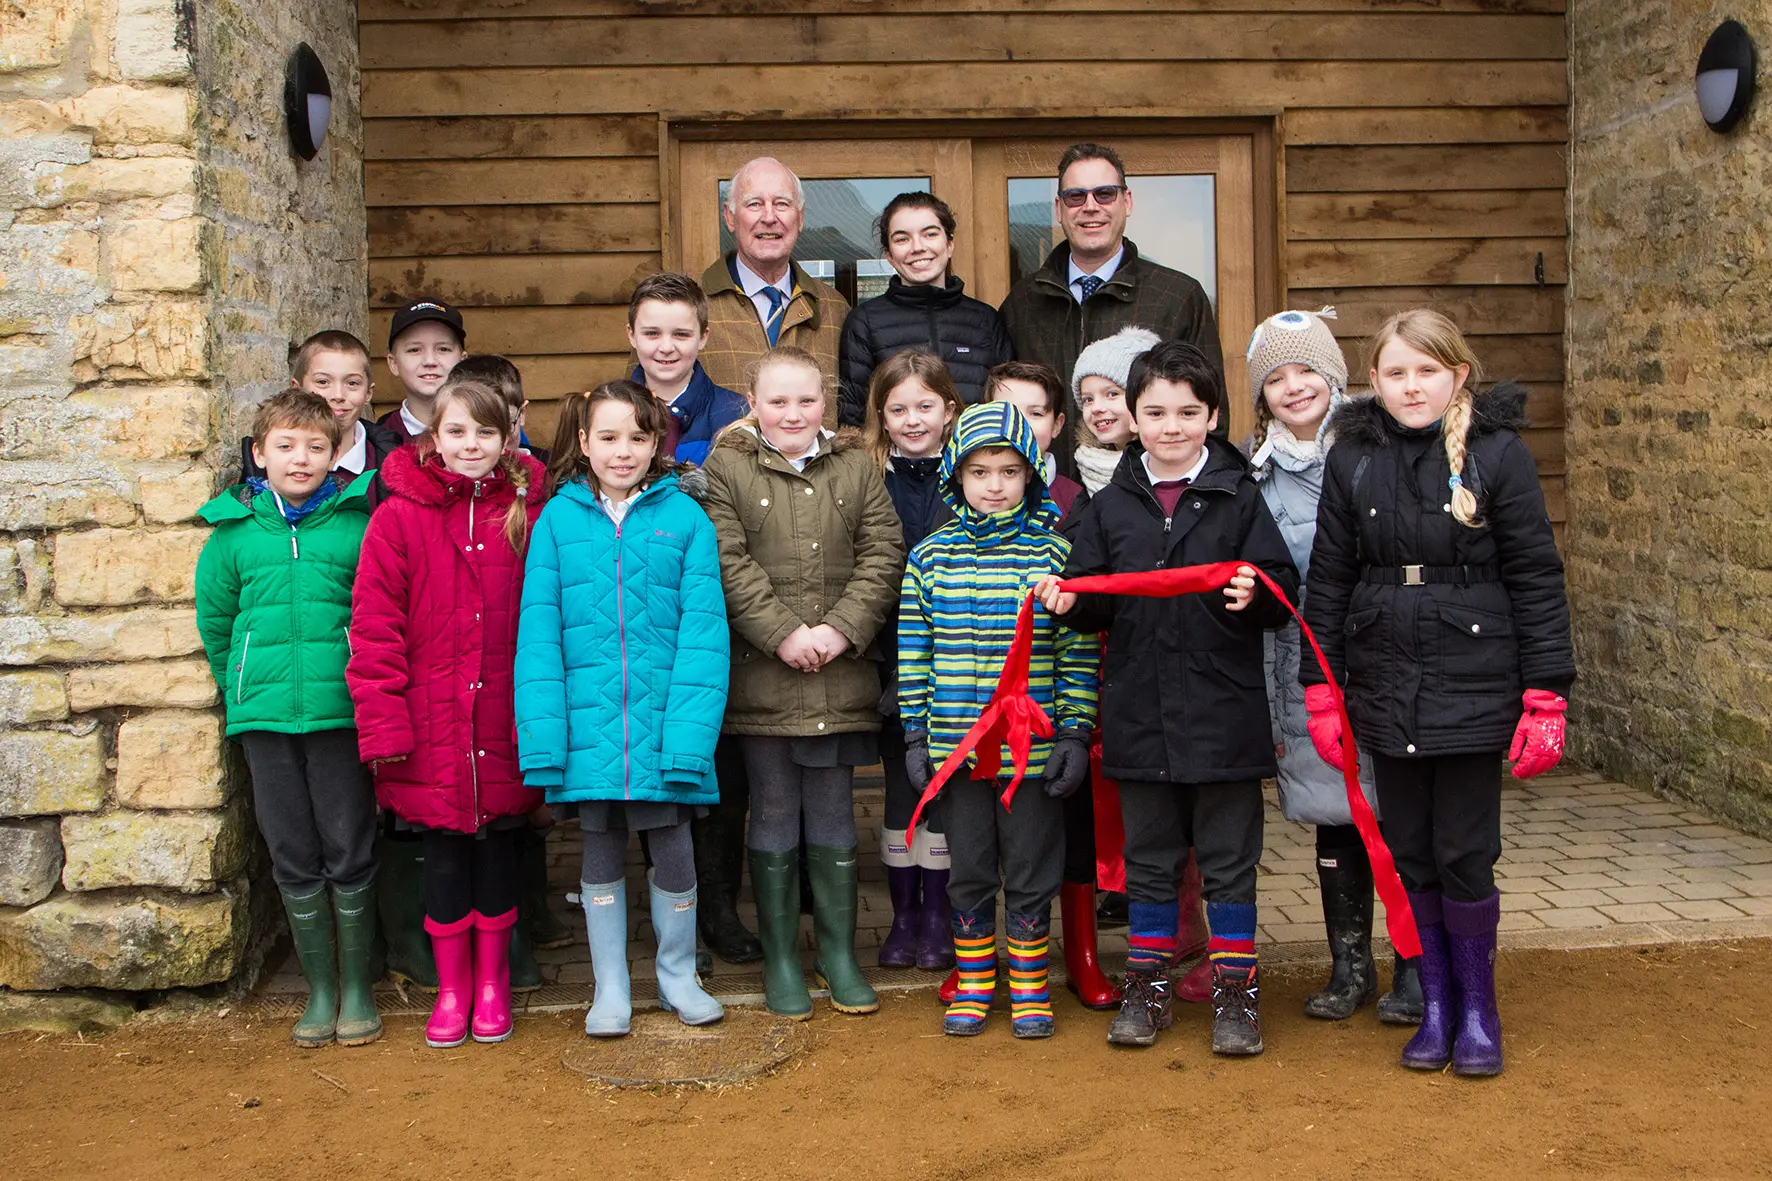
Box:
[471,908,517,1043]
[424,913,476,1048]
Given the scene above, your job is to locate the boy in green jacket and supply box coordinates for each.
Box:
[195,390,380,1049]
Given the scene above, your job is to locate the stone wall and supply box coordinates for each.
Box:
[1567,3,1772,832]
[0,0,363,992]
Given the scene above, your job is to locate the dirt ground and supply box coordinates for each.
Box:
[4,941,1770,1181]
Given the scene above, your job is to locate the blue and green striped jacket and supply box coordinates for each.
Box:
[897,402,1098,775]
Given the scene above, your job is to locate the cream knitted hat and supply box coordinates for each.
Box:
[1070,326,1162,405]
[1245,308,1347,409]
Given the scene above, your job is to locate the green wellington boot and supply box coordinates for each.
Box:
[748,848,813,1020]
[376,834,437,990]
[331,884,384,1046]
[282,889,339,1048]
[805,845,879,1015]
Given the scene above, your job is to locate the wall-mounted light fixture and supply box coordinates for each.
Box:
[285,42,333,160]
[1697,19,1756,133]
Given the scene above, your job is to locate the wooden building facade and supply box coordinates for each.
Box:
[359,0,1567,525]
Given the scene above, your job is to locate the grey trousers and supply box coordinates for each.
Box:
[944,777,1064,915]
[743,736,857,853]
[239,729,377,896]
[1117,779,1263,907]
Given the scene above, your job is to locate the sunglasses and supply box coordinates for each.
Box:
[1058,185,1127,208]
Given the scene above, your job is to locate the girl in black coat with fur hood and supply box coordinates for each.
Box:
[1300,309,1573,1080]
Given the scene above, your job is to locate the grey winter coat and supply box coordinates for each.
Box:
[1250,421,1378,826]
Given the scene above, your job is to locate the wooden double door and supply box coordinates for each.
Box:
[673,132,1264,441]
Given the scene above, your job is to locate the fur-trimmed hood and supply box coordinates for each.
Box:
[1327,382,1530,449]
[712,423,862,460]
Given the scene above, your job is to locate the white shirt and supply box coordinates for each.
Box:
[334,421,369,476]
[1141,447,1208,488]
[747,424,825,472]
[733,256,796,330]
[600,486,644,526]
[398,402,426,438]
[1068,244,1125,303]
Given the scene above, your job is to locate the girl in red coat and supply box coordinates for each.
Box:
[349,378,547,1048]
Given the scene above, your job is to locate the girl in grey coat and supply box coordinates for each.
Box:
[1245,309,1419,1025]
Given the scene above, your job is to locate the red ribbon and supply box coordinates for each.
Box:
[904,560,1421,959]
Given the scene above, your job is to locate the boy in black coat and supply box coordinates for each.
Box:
[1040,340,1296,1055]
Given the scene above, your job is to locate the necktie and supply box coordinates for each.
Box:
[759,285,786,346]
[1077,275,1104,302]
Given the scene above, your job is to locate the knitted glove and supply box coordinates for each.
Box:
[1508,690,1568,780]
[1304,683,1346,772]
[905,733,935,795]
[1042,730,1092,799]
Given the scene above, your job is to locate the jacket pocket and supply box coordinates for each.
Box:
[1343,606,1384,685]
[231,631,253,704]
[1435,602,1518,687]
[736,492,775,534]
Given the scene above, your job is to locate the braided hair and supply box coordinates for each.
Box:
[1364,309,1485,527]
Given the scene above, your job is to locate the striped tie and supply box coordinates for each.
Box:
[759,285,786,347]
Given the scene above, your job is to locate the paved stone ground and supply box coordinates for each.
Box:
[253,765,1772,1013]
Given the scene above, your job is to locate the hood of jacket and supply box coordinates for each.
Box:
[938,401,1056,537]
[376,439,545,508]
[1327,382,1531,450]
[715,422,858,462]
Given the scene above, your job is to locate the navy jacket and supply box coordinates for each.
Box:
[632,362,747,466]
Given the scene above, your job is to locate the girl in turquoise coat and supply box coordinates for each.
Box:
[515,380,730,1037]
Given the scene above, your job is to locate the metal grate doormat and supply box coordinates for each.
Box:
[560,1008,808,1087]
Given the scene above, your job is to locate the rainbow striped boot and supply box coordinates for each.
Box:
[943,907,996,1036]
[1006,911,1054,1039]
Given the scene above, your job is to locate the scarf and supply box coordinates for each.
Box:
[248,475,338,524]
[1074,444,1122,495]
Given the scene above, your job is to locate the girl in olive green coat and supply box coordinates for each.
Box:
[700,347,904,1020]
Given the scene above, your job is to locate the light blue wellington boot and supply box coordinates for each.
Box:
[581,878,632,1037]
[649,871,725,1027]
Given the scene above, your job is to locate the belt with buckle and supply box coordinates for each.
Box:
[1361,564,1500,586]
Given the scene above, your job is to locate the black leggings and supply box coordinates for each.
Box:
[423,828,519,925]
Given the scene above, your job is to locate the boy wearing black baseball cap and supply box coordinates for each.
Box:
[380,300,466,443]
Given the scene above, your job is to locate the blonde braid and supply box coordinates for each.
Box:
[501,453,532,554]
[1442,388,1481,527]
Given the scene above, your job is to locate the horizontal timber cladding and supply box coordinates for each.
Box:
[360,0,1568,522]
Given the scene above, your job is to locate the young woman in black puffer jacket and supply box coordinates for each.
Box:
[837,193,1013,425]
[1301,309,1573,1081]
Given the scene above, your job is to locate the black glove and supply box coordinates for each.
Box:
[905,733,935,794]
[1042,730,1092,799]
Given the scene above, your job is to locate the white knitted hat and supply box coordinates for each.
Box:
[1245,308,1347,409]
[1070,326,1162,403]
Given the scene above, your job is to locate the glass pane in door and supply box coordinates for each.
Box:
[1006,175,1218,307]
[718,176,930,306]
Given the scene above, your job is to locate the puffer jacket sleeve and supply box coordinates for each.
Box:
[514,503,568,787]
[702,449,803,656]
[1300,449,1361,687]
[194,529,240,693]
[347,506,417,763]
[1485,433,1575,698]
[659,505,731,785]
[1056,495,1117,634]
[896,550,934,737]
[821,460,906,653]
[837,304,876,428]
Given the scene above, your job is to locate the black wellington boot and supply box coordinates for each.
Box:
[1378,953,1425,1025]
[376,832,437,990]
[694,802,763,964]
[1303,854,1378,1020]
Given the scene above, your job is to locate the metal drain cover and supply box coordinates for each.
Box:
[561,1008,807,1087]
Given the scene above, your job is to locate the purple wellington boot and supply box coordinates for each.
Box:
[916,869,955,971]
[879,865,921,968]
[1400,890,1455,1072]
[1444,891,1504,1077]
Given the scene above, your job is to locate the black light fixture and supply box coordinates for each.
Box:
[1697,19,1756,133]
[285,42,332,160]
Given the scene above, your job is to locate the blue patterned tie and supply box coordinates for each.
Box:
[759,285,786,346]
[1077,275,1104,303]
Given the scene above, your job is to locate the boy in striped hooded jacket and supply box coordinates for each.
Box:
[898,401,1099,1039]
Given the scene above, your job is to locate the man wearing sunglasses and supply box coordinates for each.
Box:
[999,142,1225,474]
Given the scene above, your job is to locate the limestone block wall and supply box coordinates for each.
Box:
[1567,3,1772,832]
[0,0,363,992]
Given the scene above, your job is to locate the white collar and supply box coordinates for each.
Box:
[399,401,426,438]
[1142,447,1208,487]
[1068,244,1125,292]
[733,255,794,300]
[1042,452,1058,485]
[745,423,827,472]
[599,484,645,523]
[334,420,369,475]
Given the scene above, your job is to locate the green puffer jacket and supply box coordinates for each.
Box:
[700,426,904,736]
[194,472,374,737]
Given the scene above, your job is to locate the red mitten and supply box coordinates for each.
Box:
[1303,683,1345,771]
[1508,689,1568,779]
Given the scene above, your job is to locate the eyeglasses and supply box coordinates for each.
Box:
[1058,185,1127,208]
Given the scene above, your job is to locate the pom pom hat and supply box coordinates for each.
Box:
[1245,308,1346,410]
[1069,326,1162,406]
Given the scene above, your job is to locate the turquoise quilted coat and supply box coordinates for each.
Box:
[513,475,729,804]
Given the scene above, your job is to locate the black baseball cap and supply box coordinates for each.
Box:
[388,299,466,349]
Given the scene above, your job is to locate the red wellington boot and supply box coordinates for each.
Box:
[1178,850,1210,960]
[470,908,517,1043]
[1174,953,1214,1003]
[938,967,960,1004]
[1060,881,1122,1010]
[423,913,475,1049]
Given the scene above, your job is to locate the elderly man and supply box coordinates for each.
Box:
[698,156,849,420]
[999,141,1224,461]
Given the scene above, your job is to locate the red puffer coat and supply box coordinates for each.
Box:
[348,444,548,831]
